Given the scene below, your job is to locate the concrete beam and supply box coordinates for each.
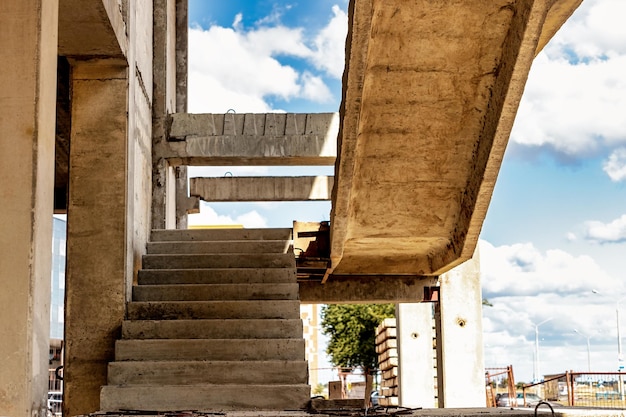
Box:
[164,112,338,166]
[299,276,438,304]
[191,176,334,202]
[58,0,127,57]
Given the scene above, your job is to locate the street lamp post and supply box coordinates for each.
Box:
[533,318,553,382]
[592,290,625,398]
[617,298,625,398]
[574,329,591,372]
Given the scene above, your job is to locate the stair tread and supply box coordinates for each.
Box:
[151,228,293,242]
[142,253,296,269]
[122,319,303,339]
[138,268,297,285]
[132,283,299,301]
[115,338,305,361]
[127,300,300,320]
[100,383,311,412]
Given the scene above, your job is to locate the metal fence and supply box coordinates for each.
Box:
[48,367,63,416]
[485,366,516,407]
[523,371,626,409]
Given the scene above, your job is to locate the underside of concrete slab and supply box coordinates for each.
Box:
[330,0,583,277]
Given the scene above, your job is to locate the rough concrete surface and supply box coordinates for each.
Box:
[330,0,583,276]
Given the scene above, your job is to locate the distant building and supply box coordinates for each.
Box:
[50,217,66,340]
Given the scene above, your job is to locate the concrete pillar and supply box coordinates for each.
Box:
[152,0,178,230]
[396,303,436,408]
[0,1,58,416]
[435,250,485,407]
[64,60,128,416]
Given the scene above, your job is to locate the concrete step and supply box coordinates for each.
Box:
[138,268,297,285]
[151,228,292,242]
[122,319,304,340]
[115,339,305,361]
[147,240,291,254]
[127,300,301,320]
[133,284,299,302]
[142,253,296,269]
[100,384,311,411]
[107,360,308,385]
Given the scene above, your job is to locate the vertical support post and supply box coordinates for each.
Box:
[0,1,58,415]
[175,0,190,229]
[152,0,178,229]
[434,250,485,407]
[64,60,128,416]
[396,303,436,408]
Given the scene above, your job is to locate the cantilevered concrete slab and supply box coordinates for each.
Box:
[191,176,334,201]
[330,0,582,276]
[165,112,338,165]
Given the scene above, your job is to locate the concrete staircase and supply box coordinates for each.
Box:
[100,228,311,412]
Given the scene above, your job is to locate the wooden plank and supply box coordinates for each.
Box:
[375,327,397,345]
[382,368,397,380]
[376,338,397,354]
[378,348,397,363]
[379,356,398,371]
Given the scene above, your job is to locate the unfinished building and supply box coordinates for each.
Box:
[0,0,582,416]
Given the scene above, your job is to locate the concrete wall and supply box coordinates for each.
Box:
[0,1,58,416]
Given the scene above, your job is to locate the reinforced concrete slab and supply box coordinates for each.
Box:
[329,0,583,276]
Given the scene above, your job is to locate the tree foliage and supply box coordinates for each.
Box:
[321,304,395,371]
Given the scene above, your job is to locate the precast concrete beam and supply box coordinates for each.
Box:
[330,0,583,276]
[164,112,338,166]
[190,176,334,202]
[299,276,438,304]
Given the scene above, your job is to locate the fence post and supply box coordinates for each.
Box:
[507,365,516,405]
[565,371,574,406]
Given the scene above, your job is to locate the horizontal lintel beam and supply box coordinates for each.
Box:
[190,176,334,202]
[299,276,438,304]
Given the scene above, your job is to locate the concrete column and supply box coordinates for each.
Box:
[152,0,178,230]
[435,250,485,407]
[64,60,128,416]
[0,1,58,416]
[396,303,436,408]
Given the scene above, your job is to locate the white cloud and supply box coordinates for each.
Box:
[300,72,333,102]
[479,240,620,297]
[584,214,626,244]
[188,6,346,114]
[309,5,348,79]
[566,232,577,242]
[544,0,626,59]
[479,239,624,380]
[188,203,268,228]
[511,54,626,156]
[603,147,626,182]
[510,0,626,160]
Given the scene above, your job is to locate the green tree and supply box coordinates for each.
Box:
[321,304,395,371]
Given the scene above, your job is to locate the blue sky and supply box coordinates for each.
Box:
[187,0,626,383]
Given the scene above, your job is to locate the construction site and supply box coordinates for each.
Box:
[6,1,621,417]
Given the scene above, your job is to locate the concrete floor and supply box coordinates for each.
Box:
[79,407,626,417]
